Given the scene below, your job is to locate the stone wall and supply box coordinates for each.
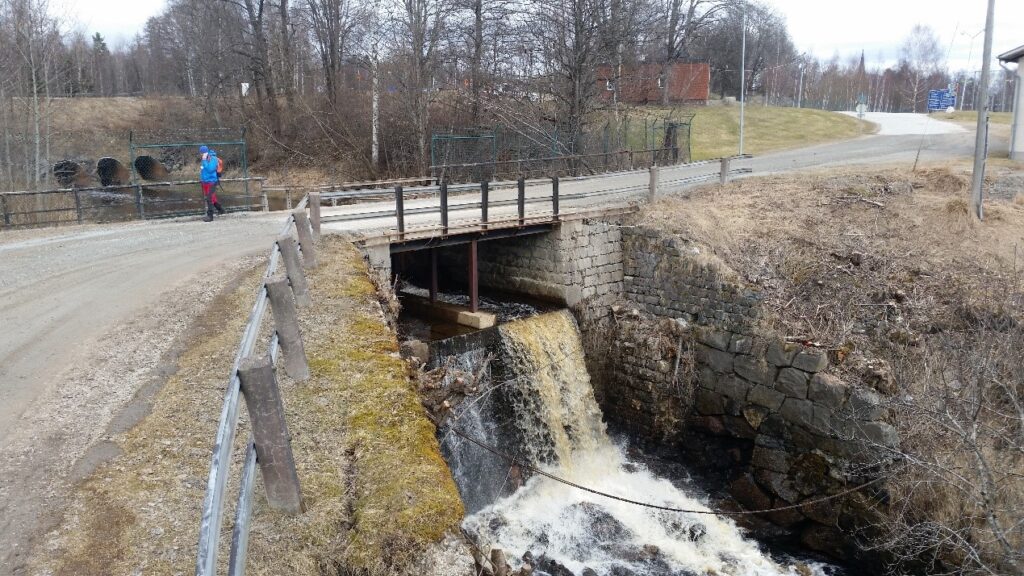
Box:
[388,220,625,308]
[589,226,896,561]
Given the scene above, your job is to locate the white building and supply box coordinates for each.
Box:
[997,44,1024,161]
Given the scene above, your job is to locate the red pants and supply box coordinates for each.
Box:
[202,182,219,204]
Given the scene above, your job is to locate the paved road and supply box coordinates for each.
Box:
[322,115,997,237]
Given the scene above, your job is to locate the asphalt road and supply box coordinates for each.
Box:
[322,116,995,236]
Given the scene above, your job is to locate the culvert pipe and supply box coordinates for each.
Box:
[134,155,170,181]
[97,157,131,186]
[53,160,85,187]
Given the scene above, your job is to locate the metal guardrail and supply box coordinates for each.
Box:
[195,195,311,576]
[0,177,267,229]
[319,156,752,229]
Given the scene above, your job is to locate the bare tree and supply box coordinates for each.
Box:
[899,24,941,113]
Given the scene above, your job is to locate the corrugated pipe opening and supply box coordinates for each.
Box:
[97,157,130,186]
[134,156,170,181]
[53,160,84,187]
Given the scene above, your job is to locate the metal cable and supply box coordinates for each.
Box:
[448,426,886,516]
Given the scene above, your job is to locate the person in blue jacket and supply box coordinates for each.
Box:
[199,145,224,221]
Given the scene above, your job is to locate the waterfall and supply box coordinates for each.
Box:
[438,311,833,576]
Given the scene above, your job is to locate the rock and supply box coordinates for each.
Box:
[790,452,830,495]
[799,497,841,525]
[730,474,772,511]
[747,385,785,410]
[716,376,752,402]
[491,549,509,576]
[687,523,706,542]
[792,348,829,372]
[722,415,757,439]
[847,387,885,420]
[535,556,575,576]
[800,525,849,559]
[751,445,790,474]
[695,389,726,415]
[755,468,801,504]
[779,398,815,428]
[730,334,753,354]
[734,355,771,384]
[766,497,805,527]
[696,344,734,373]
[581,569,598,576]
[809,373,848,409]
[855,421,899,447]
[742,405,769,429]
[775,368,810,398]
[810,405,833,435]
[610,567,638,576]
[695,326,732,351]
[766,340,799,366]
[400,339,429,361]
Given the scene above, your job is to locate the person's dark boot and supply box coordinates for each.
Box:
[214,202,225,215]
[202,214,213,222]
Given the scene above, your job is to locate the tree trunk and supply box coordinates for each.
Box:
[470,0,483,123]
[278,0,294,105]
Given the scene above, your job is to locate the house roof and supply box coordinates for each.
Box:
[998,44,1024,62]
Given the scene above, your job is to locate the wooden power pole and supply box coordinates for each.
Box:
[970,0,996,220]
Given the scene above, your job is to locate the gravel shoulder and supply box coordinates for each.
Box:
[0,214,280,574]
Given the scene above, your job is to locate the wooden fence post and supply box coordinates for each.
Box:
[237,354,304,515]
[261,186,269,213]
[308,193,321,238]
[74,190,83,223]
[292,210,317,268]
[277,235,312,307]
[265,278,310,381]
[720,157,731,185]
[135,184,145,219]
[2,194,11,227]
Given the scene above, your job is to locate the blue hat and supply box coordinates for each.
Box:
[199,145,209,154]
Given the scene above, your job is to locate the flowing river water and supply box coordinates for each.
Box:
[432,310,838,576]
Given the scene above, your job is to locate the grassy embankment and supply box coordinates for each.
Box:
[613,105,876,160]
[31,236,462,576]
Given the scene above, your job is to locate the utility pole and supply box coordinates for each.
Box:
[739,12,746,155]
[970,0,995,221]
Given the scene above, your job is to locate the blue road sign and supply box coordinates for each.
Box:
[928,89,957,111]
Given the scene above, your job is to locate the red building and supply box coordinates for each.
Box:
[596,62,710,104]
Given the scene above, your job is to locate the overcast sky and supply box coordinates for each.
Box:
[53,0,1023,72]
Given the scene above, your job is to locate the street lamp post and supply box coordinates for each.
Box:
[739,12,746,155]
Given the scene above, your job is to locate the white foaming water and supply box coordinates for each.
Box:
[460,311,833,576]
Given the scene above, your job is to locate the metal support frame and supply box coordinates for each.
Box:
[551,176,559,216]
[429,248,439,303]
[395,186,405,237]
[517,177,526,225]
[480,180,489,226]
[440,180,449,234]
[468,239,479,313]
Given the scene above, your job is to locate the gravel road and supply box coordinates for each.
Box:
[0,214,281,573]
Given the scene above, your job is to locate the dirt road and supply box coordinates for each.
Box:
[0,215,281,573]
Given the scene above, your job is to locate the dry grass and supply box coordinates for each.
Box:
[638,164,1024,572]
[29,235,462,575]
[615,105,875,160]
[637,164,1024,373]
